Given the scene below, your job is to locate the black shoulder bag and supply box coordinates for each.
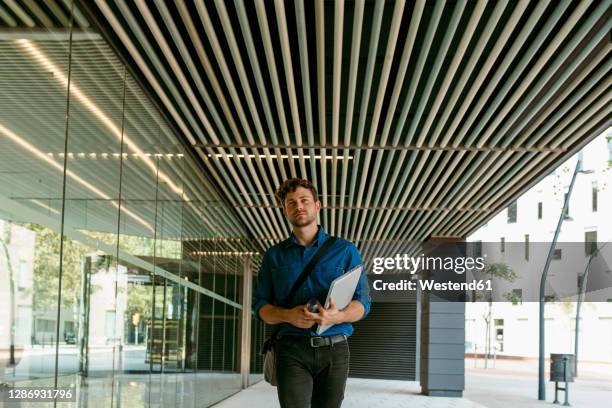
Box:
[261,236,337,386]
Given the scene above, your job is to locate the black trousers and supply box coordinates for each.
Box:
[276,336,350,408]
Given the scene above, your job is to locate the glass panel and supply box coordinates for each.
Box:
[113,75,164,407]
[62,35,125,393]
[250,267,265,384]
[0,5,250,406]
[57,30,134,408]
[0,11,70,389]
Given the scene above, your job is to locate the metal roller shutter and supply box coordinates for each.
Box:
[349,302,417,380]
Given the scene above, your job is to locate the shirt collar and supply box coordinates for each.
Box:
[283,225,327,248]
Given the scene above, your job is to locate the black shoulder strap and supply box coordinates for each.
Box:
[281,236,337,307]
[265,236,338,344]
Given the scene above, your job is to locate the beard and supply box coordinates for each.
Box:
[288,211,316,227]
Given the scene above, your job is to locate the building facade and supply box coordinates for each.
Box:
[466,133,612,362]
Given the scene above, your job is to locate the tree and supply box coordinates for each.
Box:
[6,221,175,348]
[479,262,518,368]
[24,223,90,311]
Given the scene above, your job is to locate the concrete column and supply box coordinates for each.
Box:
[240,256,253,389]
[420,237,466,397]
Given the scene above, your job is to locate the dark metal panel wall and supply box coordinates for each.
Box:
[349,302,417,380]
[254,301,417,379]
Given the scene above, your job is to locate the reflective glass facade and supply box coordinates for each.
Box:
[0,9,263,407]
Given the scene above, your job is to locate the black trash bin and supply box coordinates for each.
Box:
[550,354,575,382]
[550,353,574,406]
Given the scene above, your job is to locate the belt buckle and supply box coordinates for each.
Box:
[310,336,323,348]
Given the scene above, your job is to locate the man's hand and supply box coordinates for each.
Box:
[285,304,318,329]
[259,299,364,328]
[304,298,344,326]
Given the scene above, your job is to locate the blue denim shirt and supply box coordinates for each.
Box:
[253,226,371,337]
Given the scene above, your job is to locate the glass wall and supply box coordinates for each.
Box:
[0,4,259,406]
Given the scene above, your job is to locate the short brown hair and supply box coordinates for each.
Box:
[275,178,318,207]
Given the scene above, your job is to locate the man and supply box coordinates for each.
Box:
[253,178,371,408]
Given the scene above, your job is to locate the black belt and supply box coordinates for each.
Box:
[310,334,347,348]
[279,334,347,348]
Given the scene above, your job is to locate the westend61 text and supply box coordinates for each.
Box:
[372,279,492,292]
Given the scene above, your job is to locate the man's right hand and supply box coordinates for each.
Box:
[285,304,318,329]
[259,304,317,328]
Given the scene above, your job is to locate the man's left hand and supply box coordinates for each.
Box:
[304,298,344,326]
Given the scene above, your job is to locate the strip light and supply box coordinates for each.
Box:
[0,123,154,232]
[30,199,61,215]
[206,153,353,160]
[191,251,259,256]
[16,39,184,196]
[15,39,238,241]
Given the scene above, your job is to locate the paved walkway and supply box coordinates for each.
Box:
[212,359,612,408]
[465,359,612,408]
[212,378,486,408]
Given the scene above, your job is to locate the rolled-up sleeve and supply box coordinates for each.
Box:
[346,243,371,320]
[252,251,274,320]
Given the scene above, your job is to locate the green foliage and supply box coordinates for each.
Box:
[484,262,518,282]
[503,290,522,304]
[126,283,152,321]
[6,221,173,328]
[25,223,91,310]
[472,262,518,302]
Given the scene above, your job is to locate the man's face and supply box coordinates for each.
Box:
[283,186,320,228]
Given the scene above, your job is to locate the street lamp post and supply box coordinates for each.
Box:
[538,157,582,401]
[574,241,608,376]
[573,255,592,378]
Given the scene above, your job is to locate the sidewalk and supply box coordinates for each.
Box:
[466,357,612,382]
[465,358,612,408]
[212,359,612,408]
[212,378,486,408]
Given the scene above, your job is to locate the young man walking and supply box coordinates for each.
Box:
[253,178,371,408]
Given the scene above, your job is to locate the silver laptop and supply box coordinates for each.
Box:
[316,264,363,335]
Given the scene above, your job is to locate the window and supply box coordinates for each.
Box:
[511,289,523,305]
[537,202,543,219]
[64,321,75,334]
[563,193,570,218]
[507,201,517,223]
[524,234,529,260]
[37,319,55,332]
[585,230,597,256]
[496,328,504,340]
[592,182,598,212]
[494,319,504,326]
[474,240,482,258]
[500,237,505,253]
[577,274,584,289]
[553,249,562,259]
